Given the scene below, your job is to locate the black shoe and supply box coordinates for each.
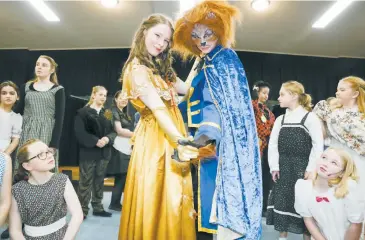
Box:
[1,228,9,239]
[93,210,112,217]
[262,210,267,218]
[108,205,122,211]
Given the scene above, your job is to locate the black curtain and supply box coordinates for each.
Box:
[1,48,364,166]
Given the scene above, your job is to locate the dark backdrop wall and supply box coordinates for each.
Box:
[1,48,364,166]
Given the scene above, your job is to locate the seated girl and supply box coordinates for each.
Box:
[9,139,83,239]
[295,147,364,240]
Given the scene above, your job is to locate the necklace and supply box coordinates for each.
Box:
[258,102,268,123]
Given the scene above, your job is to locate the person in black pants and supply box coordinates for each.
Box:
[74,86,116,219]
[106,90,134,211]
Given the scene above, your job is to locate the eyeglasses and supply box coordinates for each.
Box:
[27,148,56,161]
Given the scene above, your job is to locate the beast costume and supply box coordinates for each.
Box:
[174,1,263,239]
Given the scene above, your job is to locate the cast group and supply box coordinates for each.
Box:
[0,1,365,240]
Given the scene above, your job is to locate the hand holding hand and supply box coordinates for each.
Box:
[96,139,106,148]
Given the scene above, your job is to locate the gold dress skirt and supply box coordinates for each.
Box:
[119,106,196,240]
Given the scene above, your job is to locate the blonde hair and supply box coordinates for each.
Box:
[282,81,312,111]
[121,14,176,83]
[341,76,365,116]
[32,55,59,85]
[87,86,107,106]
[314,147,358,199]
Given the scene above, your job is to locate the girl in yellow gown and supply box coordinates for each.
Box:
[118,14,199,240]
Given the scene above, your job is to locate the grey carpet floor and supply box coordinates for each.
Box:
[0,192,303,239]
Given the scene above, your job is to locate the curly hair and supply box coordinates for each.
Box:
[120,14,176,83]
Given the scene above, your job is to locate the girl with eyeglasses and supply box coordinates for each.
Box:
[9,139,83,239]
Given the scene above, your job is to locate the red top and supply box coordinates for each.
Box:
[252,100,275,156]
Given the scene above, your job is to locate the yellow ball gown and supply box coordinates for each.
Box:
[118,58,196,240]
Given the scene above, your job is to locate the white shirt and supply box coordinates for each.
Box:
[0,108,23,151]
[295,179,364,240]
[268,106,324,172]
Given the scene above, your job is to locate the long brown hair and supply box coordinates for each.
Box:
[0,81,19,105]
[32,55,59,85]
[282,81,313,111]
[120,14,176,83]
[14,139,40,183]
[341,76,365,116]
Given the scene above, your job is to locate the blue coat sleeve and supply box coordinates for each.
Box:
[194,81,222,145]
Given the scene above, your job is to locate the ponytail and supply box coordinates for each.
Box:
[282,81,312,111]
[86,86,107,106]
[13,139,40,184]
[298,93,313,111]
[13,166,29,184]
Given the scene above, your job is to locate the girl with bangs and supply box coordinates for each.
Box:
[295,147,364,240]
[0,81,22,155]
[0,81,21,228]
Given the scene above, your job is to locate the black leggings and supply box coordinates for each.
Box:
[110,173,127,207]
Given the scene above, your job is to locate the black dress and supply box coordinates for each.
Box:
[106,107,133,175]
[106,106,134,209]
[266,113,311,234]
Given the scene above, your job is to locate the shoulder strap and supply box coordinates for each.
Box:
[301,112,310,125]
[25,81,32,93]
[281,114,285,126]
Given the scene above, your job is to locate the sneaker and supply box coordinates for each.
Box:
[108,205,122,211]
[93,210,112,217]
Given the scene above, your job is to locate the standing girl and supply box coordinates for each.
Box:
[14,55,65,172]
[0,81,22,155]
[251,81,275,215]
[0,81,21,230]
[295,147,364,240]
[313,76,365,234]
[106,90,134,211]
[266,81,324,240]
[9,139,83,239]
[118,14,199,240]
[74,86,116,219]
[0,152,12,227]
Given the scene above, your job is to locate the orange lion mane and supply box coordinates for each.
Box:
[173,0,241,60]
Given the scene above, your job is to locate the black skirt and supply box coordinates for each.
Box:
[106,147,130,175]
